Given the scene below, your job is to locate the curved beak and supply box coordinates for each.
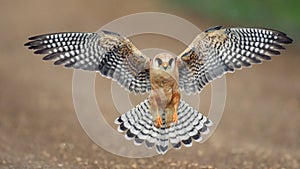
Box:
[162,62,168,70]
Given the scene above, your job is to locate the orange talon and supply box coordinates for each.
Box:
[155,116,163,128]
[173,112,178,124]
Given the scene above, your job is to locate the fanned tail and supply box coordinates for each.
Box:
[115,99,212,154]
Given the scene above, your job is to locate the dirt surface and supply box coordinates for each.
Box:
[1,1,300,169]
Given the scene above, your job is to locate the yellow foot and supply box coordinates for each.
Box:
[173,112,178,124]
[155,116,163,128]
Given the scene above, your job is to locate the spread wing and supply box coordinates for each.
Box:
[178,26,293,94]
[25,31,151,93]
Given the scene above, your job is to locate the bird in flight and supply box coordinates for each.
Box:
[25,25,292,154]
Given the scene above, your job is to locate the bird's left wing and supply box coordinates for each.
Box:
[25,31,151,93]
[178,26,292,94]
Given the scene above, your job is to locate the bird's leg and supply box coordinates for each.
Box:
[173,106,178,124]
[171,92,180,124]
[155,107,163,128]
[150,92,163,128]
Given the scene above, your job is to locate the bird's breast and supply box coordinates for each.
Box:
[150,69,178,90]
[149,68,179,105]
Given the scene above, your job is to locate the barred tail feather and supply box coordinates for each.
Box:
[115,99,212,154]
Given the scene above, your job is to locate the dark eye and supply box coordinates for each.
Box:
[168,58,174,65]
[155,58,162,65]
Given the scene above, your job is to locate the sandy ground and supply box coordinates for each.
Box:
[1,1,300,168]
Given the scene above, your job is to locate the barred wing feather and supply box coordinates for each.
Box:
[178,26,293,94]
[25,31,151,94]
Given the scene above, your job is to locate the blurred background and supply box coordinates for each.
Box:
[169,0,300,41]
[0,0,299,168]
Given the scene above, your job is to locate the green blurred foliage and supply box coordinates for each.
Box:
[167,0,299,42]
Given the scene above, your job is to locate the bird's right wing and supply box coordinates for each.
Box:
[25,31,151,94]
[178,26,293,94]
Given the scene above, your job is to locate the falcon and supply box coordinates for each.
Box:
[25,26,292,154]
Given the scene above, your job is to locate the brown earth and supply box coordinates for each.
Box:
[1,1,300,169]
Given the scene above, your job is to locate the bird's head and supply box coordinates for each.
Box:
[152,53,176,72]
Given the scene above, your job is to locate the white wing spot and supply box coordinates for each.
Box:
[265,44,270,49]
[65,53,70,57]
[246,51,251,56]
[259,49,264,54]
